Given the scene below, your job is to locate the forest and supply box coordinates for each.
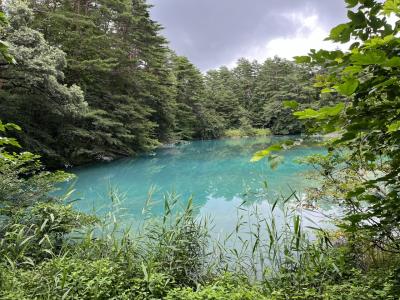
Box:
[0,0,336,168]
[1,0,400,299]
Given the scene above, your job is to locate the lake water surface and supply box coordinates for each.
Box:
[60,136,328,231]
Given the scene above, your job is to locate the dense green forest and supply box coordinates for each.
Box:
[0,0,335,168]
[1,0,400,299]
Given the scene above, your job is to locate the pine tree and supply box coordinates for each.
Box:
[252,57,317,134]
[171,54,217,139]
[231,58,260,111]
[27,0,176,164]
[204,67,244,129]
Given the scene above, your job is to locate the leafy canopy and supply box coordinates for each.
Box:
[292,0,400,250]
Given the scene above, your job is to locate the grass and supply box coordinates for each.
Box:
[0,186,399,299]
[224,128,271,138]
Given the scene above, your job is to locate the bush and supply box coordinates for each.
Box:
[0,202,96,266]
[0,258,132,299]
[224,128,271,138]
[166,274,269,300]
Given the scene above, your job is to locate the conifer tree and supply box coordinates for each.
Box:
[27,0,176,163]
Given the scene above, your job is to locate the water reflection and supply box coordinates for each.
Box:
[58,136,325,220]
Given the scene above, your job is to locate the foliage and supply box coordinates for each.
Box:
[0,0,332,168]
[1,0,327,168]
[141,197,210,287]
[1,120,399,298]
[0,258,133,299]
[165,274,268,300]
[203,57,334,136]
[224,127,271,138]
[0,0,88,166]
[170,55,225,140]
[0,11,14,63]
[2,0,400,299]
[0,120,95,267]
[251,57,321,134]
[291,0,400,252]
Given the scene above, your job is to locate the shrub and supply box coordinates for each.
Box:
[224,128,271,138]
[0,202,96,265]
[0,258,132,299]
[165,274,269,300]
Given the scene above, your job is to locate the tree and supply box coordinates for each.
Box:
[0,0,87,166]
[204,67,244,130]
[0,11,14,63]
[16,0,176,165]
[252,57,318,134]
[231,58,260,111]
[169,54,226,140]
[171,55,204,139]
[293,0,400,251]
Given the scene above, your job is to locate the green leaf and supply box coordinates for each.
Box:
[283,100,299,109]
[321,88,335,94]
[319,103,346,117]
[347,187,366,198]
[364,35,395,48]
[340,131,358,142]
[251,144,283,162]
[0,41,15,64]
[4,123,21,131]
[0,12,8,26]
[345,0,358,7]
[293,108,320,120]
[387,120,400,132]
[0,137,21,147]
[382,57,400,67]
[319,102,345,119]
[373,77,397,90]
[348,10,366,26]
[327,23,351,42]
[360,0,376,8]
[335,78,359,96]
[294,56,311,64]
[342,65,362,76]
[383,0,400,15]
[351,50,386,65]
[294,103,345,120]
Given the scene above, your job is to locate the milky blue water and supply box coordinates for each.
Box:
[59,136,326,227]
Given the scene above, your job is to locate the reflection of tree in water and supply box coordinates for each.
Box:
[59,137,323,219]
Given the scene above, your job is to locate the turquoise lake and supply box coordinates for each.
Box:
[59,136,329,231]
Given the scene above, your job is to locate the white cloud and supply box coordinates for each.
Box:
[227,12,347,68]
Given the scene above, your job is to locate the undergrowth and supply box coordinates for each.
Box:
[0,186,399,299]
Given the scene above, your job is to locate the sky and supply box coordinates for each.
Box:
[148,0,348,71]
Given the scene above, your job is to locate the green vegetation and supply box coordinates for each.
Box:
[1,0,400,299]
[0,0,332,168]
[224,127,271,138]
[293,0,400,253]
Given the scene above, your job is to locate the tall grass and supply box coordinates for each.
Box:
[70,185,336,287]
[2,184,399,299]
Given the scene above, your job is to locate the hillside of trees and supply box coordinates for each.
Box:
[0,0,335,168]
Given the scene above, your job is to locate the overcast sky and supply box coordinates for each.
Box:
[148,0,348,71]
